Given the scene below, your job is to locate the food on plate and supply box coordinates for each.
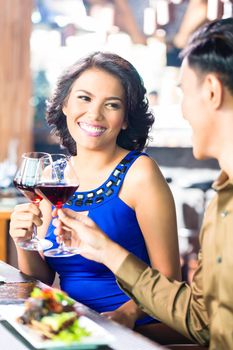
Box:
[17,287,90,342]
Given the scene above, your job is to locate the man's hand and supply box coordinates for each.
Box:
[54,208,129,272]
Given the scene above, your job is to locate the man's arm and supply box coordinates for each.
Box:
[116,250,209,346]
[56,208,209,346]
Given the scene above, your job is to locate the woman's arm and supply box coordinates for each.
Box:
[121,155,181,280]
[9,199,55,285]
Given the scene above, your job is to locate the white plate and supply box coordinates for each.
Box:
[0,305,115,349]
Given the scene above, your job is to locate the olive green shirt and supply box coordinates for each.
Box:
[116,172,233,349]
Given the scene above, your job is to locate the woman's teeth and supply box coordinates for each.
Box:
[79,122,106,136]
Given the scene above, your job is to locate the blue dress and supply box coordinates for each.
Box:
[45,150,156,325]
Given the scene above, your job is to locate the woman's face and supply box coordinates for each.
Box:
[62,67,127,151]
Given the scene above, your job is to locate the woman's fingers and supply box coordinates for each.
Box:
[11,228,33,240]
[13,203,41,216]
[9,203,43,241]
[12,211,42,225]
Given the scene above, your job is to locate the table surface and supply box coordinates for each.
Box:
[0,261,165,350]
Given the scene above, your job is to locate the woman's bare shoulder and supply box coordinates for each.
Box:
[127,154,165,185]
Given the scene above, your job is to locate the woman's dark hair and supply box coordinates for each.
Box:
[46,51,155,155]
[180,18,233,94]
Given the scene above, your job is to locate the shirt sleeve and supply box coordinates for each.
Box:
[116,251,209,346]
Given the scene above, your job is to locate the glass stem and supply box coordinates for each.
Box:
[31,224,39,242]
[58,240,66,252]
[56,205,66,252]
[31,202,39,241]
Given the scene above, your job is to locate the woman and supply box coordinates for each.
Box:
[10,51,181,328]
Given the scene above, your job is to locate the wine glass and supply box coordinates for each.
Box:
[35,154,79,257]
[13,152,53,251]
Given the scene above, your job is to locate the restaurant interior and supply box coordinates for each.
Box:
[0,1,232,349]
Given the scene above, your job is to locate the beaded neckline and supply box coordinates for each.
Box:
[65,150,141,210]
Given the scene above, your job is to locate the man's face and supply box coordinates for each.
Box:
[179,59,214,160]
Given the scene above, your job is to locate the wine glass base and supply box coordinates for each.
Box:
[43,248,79,258]
[18,239,53,251]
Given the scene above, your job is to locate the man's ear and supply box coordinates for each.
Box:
[203,73,223,110]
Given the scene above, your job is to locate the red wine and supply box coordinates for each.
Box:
[13,180,42,204]
[35,183,78,208]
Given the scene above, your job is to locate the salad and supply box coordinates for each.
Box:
[17,287,90,343]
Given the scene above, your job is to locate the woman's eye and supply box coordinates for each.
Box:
[77,95,91,102]
[106,102,121,110]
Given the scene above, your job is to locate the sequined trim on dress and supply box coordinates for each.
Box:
[66,151,140,208]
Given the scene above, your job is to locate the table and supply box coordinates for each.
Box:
[0,261,166,350]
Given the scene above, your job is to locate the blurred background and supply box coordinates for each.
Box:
[0,0,232,282]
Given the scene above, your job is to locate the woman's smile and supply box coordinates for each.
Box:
[78,122,106,137]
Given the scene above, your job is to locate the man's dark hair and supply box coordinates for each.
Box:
[46,51,154,155]
[181,18,233,94]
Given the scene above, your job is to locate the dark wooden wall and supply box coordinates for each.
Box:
[0,0,33,163]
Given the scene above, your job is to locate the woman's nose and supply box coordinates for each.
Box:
[87,104,103,120]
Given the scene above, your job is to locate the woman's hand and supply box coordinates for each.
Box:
[101,309,137,329]
[9,203,42,244]
[101,298,147,329]
[54,208,129,272]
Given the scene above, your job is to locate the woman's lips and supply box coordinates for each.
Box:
[78,122,106,136]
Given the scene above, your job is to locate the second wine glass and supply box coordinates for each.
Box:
[35,154,79,257]
[13,152,53,251]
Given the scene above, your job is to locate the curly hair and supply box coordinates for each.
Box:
[180,18,233,95]
[46,51,155,155]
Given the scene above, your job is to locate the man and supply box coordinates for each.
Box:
[55,18,233,349]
